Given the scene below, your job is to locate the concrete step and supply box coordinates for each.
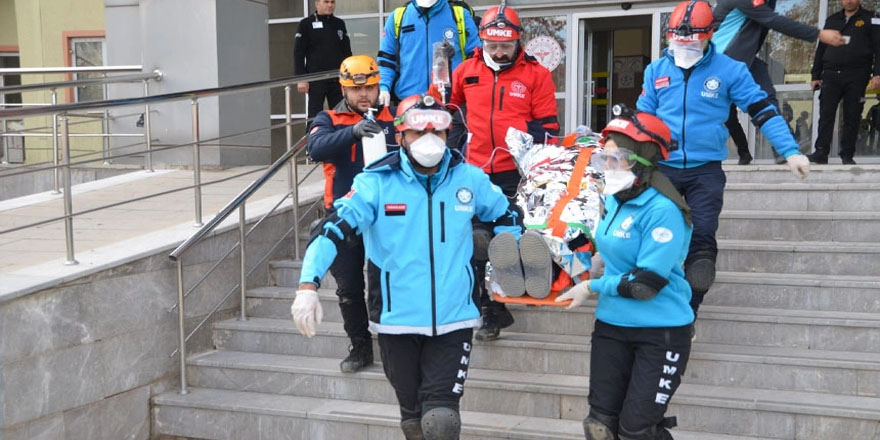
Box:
[152,387,763,440]
[189,349,880,418]
[716,239,880,276]
[245,287,880,352]
[213,317,880,390]
[708,272,880,313]
[722,182,880,212]
[722,164,880,184]
[717,210,880,242]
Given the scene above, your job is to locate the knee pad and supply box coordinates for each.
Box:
[685,257,716,293]
[421,407,461,440]
[583,410,618,440]
[400,418,425,440]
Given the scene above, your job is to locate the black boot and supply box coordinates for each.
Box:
[340,337,373,373]
[475,303,514,341]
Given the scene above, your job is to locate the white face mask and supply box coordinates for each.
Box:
[482,49,512,72]
[416,0,438,7]
[408,133,447,168]
[603,169,636,195]
[669,40,704,69]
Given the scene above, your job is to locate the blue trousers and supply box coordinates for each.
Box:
[657,161,726,265]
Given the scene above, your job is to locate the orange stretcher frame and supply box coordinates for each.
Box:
[492,138,596,307]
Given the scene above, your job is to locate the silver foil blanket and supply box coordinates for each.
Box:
[505,127,604,277]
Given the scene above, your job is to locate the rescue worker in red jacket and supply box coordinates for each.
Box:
[449,5,559,340]
[306,55,398,373]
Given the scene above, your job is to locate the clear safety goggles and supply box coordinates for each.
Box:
[482,40,517,54]
[590,148,652,172]
[394,108,453,131]
[340,70,379,86]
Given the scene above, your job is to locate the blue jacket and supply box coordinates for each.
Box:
[589,188,694,328]
[377,0,480,99]
[300,148,522,336]
[637,43,799,168]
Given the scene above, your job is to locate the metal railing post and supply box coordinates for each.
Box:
[0,73,6,165]
[59,115,78,265]
[239,205,247,321]
[284,85,301,260]
[143,80,153,172]
[176,259,189,395]
[191,98,203,227]
[51,89,60,193]
[102,75,111,164]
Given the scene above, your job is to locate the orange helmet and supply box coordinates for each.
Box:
[479,5,521,42]
[601,104,677,160]
[394,92,452,132]
[667,0,715,42]
[339,55,380,87]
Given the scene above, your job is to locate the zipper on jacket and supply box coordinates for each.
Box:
[499,86,505,111]
[385,271,391,312]
[603,200,625,236]
[466,265,473,305]
[681,68,693,167]
[426,178,438,336]
[440,202,446,242]
[489,73,499,173]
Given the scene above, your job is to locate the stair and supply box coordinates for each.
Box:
[153,166,880,439]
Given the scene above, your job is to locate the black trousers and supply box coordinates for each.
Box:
[814,68,871,160]
[589,319,692,439]
[724,104,750,160]
[474,169,521,308]
[307,78,344,119]
[328,235,370,341]
[378,328,474,421]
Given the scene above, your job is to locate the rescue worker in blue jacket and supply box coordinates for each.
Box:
[306,55,398,374]
[292,93,523,440]
[377,0,480,105]
[637,0,809,317]
[556,106,694,440]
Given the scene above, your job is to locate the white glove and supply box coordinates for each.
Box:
[786,154,810,179]
[555,281,595,309]
[378,90,391,107]
[291,289,323,338]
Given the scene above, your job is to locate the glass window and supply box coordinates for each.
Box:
[761,0,819,84]
[754,89,814,159]
[335,0,379,15]
[71,38,105,103]
[860,95,880,157]
[521,16,567,93]
[347,17,381,58]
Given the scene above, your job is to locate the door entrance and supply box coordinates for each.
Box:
[572,8,672,134]
[581,15,652,133]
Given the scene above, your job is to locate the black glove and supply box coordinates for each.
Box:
[440,40,455,60]
[352,119,382,139]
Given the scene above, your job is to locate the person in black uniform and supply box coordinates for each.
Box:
[713,0,844,165]
[809,0,880,165]
[294,0,352,120]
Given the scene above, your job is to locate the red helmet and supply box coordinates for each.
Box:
[394,92,452,132]
[601,104,677,160]
[479,5,521,42]
[667,0,715,42]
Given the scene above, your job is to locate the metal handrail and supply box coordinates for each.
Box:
[0,71,163,95]
[169,134,307,261]
[0,70,337,119]
[0,66,143,75]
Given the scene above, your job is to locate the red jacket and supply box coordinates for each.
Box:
[450,47,559,174]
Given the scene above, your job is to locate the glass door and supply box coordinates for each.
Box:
[573,10,663,133]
